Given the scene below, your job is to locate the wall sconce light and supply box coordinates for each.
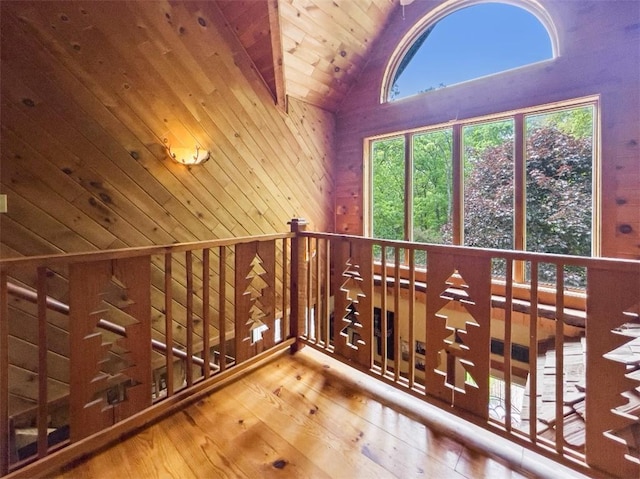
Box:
[166,144,210,165]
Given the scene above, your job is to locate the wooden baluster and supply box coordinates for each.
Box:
[219,246,227,372]
[322,239,331,349]
[393,247,401,383]
[281,238,289,343]
[555,263,565,454]
[408,248,416,388]
[202,249,210,378]
[234,240,277,362]
[289,218,308,353]
[504,258,513,432]
[381,245,388,374]
[1,270,9,476]
[164,253,174,398]
[529,260,539,443]
[37,267,48,458]
[361,240,374,369]
[307,238,314,341]
[69,262,111,441]
[186,251,194,388]
[426,251,491,416]
[315,238,322,344]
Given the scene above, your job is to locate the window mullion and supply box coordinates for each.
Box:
[591,102,601,257]
[405,132,413,242]
[514,113,525,281]
[452,124,462,245]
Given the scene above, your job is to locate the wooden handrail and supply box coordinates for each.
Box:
[299,231,640,272]
[1,227,296,476]
[2,224,638,478]
[0,232,294,270]
[6,282,219,372]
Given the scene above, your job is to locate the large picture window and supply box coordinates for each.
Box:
[369,99,597,283]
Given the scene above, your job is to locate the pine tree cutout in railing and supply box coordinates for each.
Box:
[339,260,366,349]
[603,317,640,462]
[435,270,481,392]
[331,238,373,367]
[234,240,277,362]
[69,257,151,442]
[243,254,270,344]
[586,267,640,478]
[87,276,140,408]
[425,252,491,419]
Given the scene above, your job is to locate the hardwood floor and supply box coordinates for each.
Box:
[51,348,591,479]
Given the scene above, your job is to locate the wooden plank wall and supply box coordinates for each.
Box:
[0,0,336,262]
[0,1,336,416]
[334,0,640,260]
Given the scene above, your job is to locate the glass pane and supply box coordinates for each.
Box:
[463,119,515,249]
[389,3,553,101]
[525,106,594,260]
[372,137,406,241]
[412,129,453,244]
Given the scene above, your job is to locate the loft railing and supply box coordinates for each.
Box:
[1,219,639,478]
[0,229,295,478]
[292,225,640,479]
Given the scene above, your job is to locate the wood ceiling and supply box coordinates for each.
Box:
[217,0,399,112]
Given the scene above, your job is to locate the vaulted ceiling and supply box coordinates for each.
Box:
[217,0,399,112]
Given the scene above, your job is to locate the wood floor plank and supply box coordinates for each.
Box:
[171,396,333,479]
[48,349,590,479]
[254,351,465,470]
[455,449,531,479]
[61,424,199,479]
[214,382,396,478]
[156,412,250,478]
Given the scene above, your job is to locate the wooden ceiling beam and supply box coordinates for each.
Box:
[268,0,288,111]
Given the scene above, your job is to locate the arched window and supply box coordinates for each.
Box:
[384,2,557,101]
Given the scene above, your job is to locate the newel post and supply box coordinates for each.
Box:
[289,218,308,353]
[0,270,9,476]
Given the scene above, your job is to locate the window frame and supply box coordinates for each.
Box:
[366,96,601,278]
[381,0,560,104]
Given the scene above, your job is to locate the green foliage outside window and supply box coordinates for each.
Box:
[413,130,453,244]
[461,120,515,250]
[370,105,594,286]
[372,137,405,242]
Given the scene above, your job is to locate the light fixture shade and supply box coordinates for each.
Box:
[169,146,210,165]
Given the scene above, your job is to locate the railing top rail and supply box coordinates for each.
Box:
[0,232,294,270]
[300,231,640,272]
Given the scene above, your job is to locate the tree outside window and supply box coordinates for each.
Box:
[370,103,595,287]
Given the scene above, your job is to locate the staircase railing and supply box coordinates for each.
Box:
[293,228,640,479]
[6,282,218,371]
[0,229,295,477]
[1,219,639,478]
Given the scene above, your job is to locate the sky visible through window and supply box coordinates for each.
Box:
[391,3,553,99]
